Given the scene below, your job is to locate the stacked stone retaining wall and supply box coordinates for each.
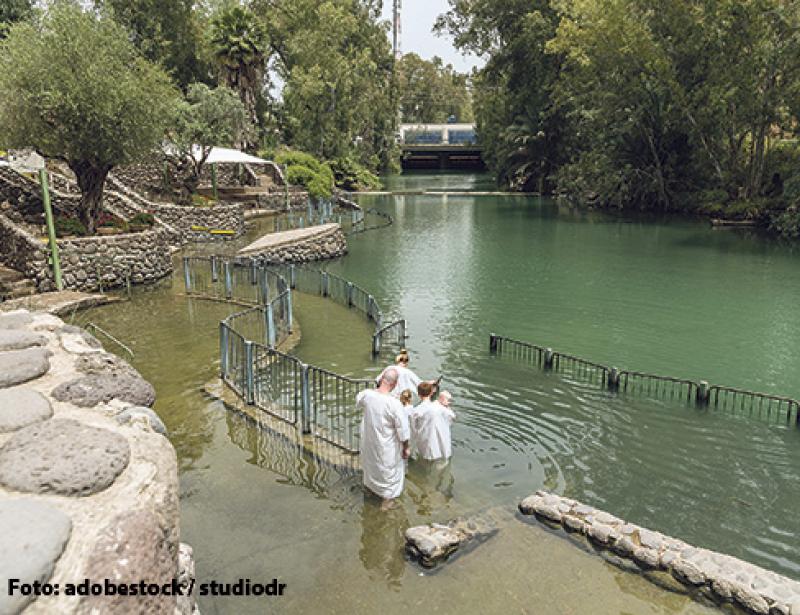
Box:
[520,491,800,615]
[239,223,347,263]
[0,309,195,614]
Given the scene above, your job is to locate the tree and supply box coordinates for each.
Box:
[96,0,212,89]
[0,0,32,38]
[0,3,178,233]
[260,0,398,171]
[397,53,473,124]
[165,83,253,200]
[209,2,269,147]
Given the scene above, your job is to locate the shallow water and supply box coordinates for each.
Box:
[78,172,800,613]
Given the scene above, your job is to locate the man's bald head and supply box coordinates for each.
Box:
[378,367,399,393]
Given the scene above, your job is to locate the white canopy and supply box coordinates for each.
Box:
[200,146,268,165]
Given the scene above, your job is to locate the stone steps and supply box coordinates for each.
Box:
[0,265,36,301]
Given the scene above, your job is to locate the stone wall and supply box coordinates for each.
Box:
[0,168,80,225]
[519,491,800,615]
[239,224,347,264]
[55,228,174,292]
[0,309,195,614]
[0,217,50,290]
[151,201,245,243]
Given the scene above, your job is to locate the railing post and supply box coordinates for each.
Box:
[267,303,277,347]
[250,260,257,285]
[219,323,229,378]
[489,333,498,354]
[211,256,218,282]
[367,295,375,321]
[260,269,270,305]
[183,257,192,293]
[372,331,381,357]
[321,272,329,297]
[289,264,296,289]
[286,292,293,332]
[347,282,354,307]
[696,381,710,406]
[544,348,554,369]
[608,367,620,391]
[301,363,311,434]
[299,216,305,229]
[245,341,255,405]
[224,262,233,300]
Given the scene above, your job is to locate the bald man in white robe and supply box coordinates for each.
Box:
[358,367,410,510]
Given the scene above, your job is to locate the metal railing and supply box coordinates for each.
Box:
[184,256,406,453]
[489,334,800,424]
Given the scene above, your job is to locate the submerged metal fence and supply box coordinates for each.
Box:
[184,257,407,453]
[489,334,800,424]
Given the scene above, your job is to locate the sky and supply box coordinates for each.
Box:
[379,1,483,74]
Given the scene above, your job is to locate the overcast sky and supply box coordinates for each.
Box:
[379,1,482,74]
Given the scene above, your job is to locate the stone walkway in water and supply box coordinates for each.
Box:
[518,491,800,615]
[0,309,195,614]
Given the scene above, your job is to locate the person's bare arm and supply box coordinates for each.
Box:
[401,440,410,459]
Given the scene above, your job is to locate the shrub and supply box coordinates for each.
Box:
[54,216,87,238]
[770,207,800,238]
[275,149,334,199]
[96,212,127,229]
[328,156,382,191]
[129,212,155,226]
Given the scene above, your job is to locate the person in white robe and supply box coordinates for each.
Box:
[358,367,410,510]
[375,349,422,399]
[411,388,456,461]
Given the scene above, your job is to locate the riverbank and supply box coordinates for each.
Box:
[0,309,195,614]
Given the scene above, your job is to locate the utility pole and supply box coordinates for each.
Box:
[392,0,402,59]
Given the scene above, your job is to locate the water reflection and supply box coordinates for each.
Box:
[358,496,409,590]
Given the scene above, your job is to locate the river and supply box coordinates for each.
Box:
[78,172,800,614]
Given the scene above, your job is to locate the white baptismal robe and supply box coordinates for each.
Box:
[357,389,410,499]
[411,400,455,461]
[375,364,422,398]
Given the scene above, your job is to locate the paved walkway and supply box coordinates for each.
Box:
[238,223,340,255]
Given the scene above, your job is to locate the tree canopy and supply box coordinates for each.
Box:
[397,53,473,124]
[0,2,177,232]
[438,0,800,220]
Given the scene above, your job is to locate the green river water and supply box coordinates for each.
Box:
[78,172,800,614]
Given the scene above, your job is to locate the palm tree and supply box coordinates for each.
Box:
[209,3,268,148]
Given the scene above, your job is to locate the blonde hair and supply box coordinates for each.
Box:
[399,389,413,406]
[396,349,410,366]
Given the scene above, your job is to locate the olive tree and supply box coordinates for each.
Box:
[164,83,253,201]
[0,3,177,232]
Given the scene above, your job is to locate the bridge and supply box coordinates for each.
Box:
[399,123,485,170]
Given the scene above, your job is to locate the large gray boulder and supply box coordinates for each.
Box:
[0,311,33,330]
[0,418,131,496]
[0,387,53,432]
[0,348,51,388]
[0,499,72,614]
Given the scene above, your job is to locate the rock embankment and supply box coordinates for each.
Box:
[520,491,800,615]
[238,223,347,264]
[0,309,195,614]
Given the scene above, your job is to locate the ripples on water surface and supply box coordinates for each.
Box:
[80,172,800,613]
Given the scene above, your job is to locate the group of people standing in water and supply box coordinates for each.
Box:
[357,350,455,510]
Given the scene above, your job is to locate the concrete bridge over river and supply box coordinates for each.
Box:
[399,123,485,170]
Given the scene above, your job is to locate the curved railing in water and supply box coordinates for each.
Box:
[182,255,406,454]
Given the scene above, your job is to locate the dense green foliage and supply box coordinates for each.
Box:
[0,0,32,38]
[397,53,473,124]
[0,3,177,232]
[438,0,800,231]
[209,2,268,144]
[327,156,382,191]
[165,83,253,200]
[95,0,211,89]
[274,150,335,199]
[262,0,399,171]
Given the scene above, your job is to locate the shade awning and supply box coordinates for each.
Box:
[197,146,267,165]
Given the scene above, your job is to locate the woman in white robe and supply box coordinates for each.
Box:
[375,349,422,399]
